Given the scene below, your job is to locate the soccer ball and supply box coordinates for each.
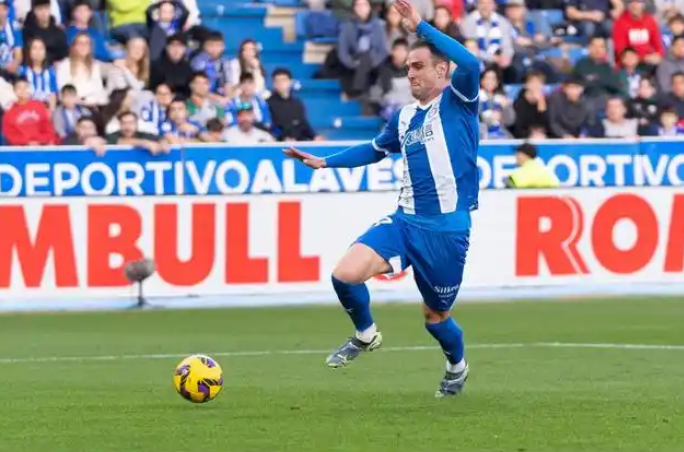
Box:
[173,354,224,403]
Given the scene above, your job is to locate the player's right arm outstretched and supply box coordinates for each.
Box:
[284,111,401,169]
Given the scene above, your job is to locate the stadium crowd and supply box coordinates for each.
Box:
[0,0,684,150]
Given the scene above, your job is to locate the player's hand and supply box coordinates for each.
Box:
[394,0,421,33]
[283,147,326,169]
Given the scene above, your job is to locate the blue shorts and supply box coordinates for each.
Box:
[356,212,469,312]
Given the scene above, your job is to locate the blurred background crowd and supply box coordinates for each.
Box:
[0,0,683,150]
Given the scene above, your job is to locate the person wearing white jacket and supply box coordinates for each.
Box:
[55,31,108,106]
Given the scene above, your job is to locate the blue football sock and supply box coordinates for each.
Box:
[425,318,464,365]
[331,275,374,333]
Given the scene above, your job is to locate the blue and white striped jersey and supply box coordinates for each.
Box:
[371,78,480,220]
[20,66,58,102]
[0,20,21,66]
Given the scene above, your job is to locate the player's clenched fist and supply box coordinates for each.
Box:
[283,147,327,169]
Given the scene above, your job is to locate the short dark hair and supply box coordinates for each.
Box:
[61,84,77,95]
[620,47,637,57]
[672,71,684,81]
[239,72,255,84]
[76,116,95,125]
[393,38,409,48]
[589,35,606,44]
[272,67,292,79]
[205,31,224,42]
[206,118,224,132]
[12,77,28,87]
[517,142,538,159]
[673,34,684,45]
[409,41,449,65]
[660,105,678,116]
[190,71,209,83]
[117,111,138,121]
[525,70,545,83]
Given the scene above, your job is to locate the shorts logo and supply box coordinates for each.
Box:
[434,285,459,295]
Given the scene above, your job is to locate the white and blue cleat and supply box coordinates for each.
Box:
[325,332,383,368]
[435,361,469,398]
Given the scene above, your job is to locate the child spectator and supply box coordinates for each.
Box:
[655,0,684,27]
[20,37,58,109]
[138,82,173,134]
[548,74,590,138]
[230,73,270,129]
[66,0,112,62]
[0,0,23,74]
[147,0,189,61]
[22,0,68,63]
[460,0,514,76]
[227,39,268,96]
[52,83,91,138]
[587,96,639,137]
[191,31,232,101]
[202,117,225,142]
[662,14,684,48]
[161,97,206,143]
[267,68,319,141]
[655,105,684,135]
[629,76,659,133]
[2,77,58,145]
[150,33,193,98]
[223,104,274,144]
[106,37,150,94]
[657,34,684,92]
[479,67,515,137]
[373,38,412,120]
[512,71,550,138]
[384,4,414,50]
[612,0,663,67]
[56,32,107,106]
[618,47,648,98]
[336,0,388,98]
[187,71,225,127]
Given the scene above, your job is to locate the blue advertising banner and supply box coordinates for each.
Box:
[1,139,683,197]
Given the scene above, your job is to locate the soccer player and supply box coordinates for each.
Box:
[284,0,480,398]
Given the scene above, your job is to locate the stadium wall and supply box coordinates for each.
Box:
[1,140,683,311]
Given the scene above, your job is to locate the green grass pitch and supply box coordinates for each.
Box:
[0,297,682,452]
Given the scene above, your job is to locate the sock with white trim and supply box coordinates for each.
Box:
[425,317,465,365]
[331,275,375,341]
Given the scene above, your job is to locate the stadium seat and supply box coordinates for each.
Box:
[536,9,565,27]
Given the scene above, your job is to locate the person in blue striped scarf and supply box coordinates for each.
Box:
[51,84,91,139]
[19,37,58,110]
[460,0,515,74]
[0,0,22,74]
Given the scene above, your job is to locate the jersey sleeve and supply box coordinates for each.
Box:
[371,110,401,155]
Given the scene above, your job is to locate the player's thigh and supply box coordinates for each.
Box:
[333,214,408,284]
[408,229,470,317]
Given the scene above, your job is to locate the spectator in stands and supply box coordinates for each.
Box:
[107,0,148,44]
[431,5,463,42]
[463,38,485,72]
[191,31,232,101]
[505,142,560,189]
[22,0,68,63]
[61,116,105,152]
[564,0,619,38]
[479,67,515,138]
[662,14,684,47]
[373,37,412,119]
[229,73,270,128]
[200,117,224,142]
[526,0,565,37]
[106,37,150,94]
[587,96,639,137]
[612,0,663,67]
[267,68,319,142]
[223,104,274,144]
[384,3,414,49]
[337,0,388,98]
[56,32,107,106]
[331,0,384,20]
[618,47,648,97]
[0,0,23,74]
[161,97,205,143]
[19,37,57,109]
[228,39,268,96]
[185,71,225,127]
[147,0,189,61]
[574,35,622,111]
[659,71,684,118]
[106,111,169,155]
[628,76,659,133]
[52,83,91,138]
[512,71,550,138]
[14,0,63,26]
[548,74,590,138]
[66,0,112,62]
[655,105,684,135]
[460,0,514,76]
[150,33,192,98]
[137,82,172,134]
[657,35,684,92]
[2,77,58,145]
[505,0,560,83]
[655,0,684,26]
[436,0,465,20]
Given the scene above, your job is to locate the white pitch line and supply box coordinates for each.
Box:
[0,342,683,365]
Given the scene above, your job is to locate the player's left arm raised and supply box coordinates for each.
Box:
[395,0,480,102]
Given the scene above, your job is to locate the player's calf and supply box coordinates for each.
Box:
[423,305,469,397]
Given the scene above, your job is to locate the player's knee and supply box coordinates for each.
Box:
[331,265,367,285]
[422,304,451,323]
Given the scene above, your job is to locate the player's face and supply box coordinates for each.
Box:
[407,48,448,101]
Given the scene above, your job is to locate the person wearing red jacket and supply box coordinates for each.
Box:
[612,0,664,67]
[2,78,59,146]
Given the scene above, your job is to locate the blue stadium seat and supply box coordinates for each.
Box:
[505,84,522,100]
[536,9,565,27]
[294,10,339,40]
[304,99,361,117]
